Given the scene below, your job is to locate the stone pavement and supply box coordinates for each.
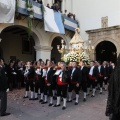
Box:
[0,89,109,120]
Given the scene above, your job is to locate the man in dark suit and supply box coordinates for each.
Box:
[0,58,10,116]
[79,61,88,102]
[53,62,70,110]
[102,61,109,91]
[97,61,104,94]
[88,61,99,97]
[41,60,54,106]
[68,62,80,105]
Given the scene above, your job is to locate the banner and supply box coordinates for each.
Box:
[0,0,16,23]
[44,6,65,34]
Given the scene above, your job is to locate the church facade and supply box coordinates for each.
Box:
[0,0,120,63]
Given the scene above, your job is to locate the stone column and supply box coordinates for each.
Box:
[62,0,65,13]
[34,45,53,61]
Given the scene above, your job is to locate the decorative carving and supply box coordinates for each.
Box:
[101,16,108,28]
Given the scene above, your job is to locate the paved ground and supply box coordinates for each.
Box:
[0,89,109,120]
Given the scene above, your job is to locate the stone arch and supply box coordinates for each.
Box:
[0,24,40,46]
[0,25,41,62]
[95,41,117,62]
[93,37,120,56]
[49,33,69,47]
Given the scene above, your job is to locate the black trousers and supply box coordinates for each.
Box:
[111,113,120,120]
[98,77,103,88]
[35,80,40,93]
[44,84,53,97]
[103,78,108,85]
[57,84,68,98]
[0,91,7,115]
[90,80,96,89]
[81,81,87,92]
[68,83,80,94]
[39,80,45,93]
[25,80,34,91]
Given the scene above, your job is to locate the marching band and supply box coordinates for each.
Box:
[5,59,115,110]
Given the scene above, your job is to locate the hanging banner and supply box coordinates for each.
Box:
[0,0,16,23]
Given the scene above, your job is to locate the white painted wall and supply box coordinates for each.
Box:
[72,0,120,40]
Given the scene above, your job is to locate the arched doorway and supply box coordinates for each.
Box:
[96,41,117,63]
[51,37,65,63]
[0,25,36,63]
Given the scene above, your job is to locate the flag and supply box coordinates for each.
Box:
[43,6,65,34]
[0,0,15,23]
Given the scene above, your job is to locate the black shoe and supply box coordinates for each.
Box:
[29,98,34,100]
[62,106,66,110]
[1,113,11,116]
[49,103,53,106]
[83,98,86,102]
[33,98,38,100]
[91,95,95,97]
[67,100,72,103]
[41,101,48,104]
[61,98,63,102]
[75,102,78,105]
[39,99,43,102]
[100,92,102,94]
[23,96,28,98]
[53,104,61,107]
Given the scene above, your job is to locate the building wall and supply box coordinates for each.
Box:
[0,17,72,62]
[0,32,35,63]
[72,0,120,40]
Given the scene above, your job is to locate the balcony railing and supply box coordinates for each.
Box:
[17,0,78,32]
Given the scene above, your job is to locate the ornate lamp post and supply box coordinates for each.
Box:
[84,40,94,57]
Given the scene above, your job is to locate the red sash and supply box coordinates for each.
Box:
[98,73,103,77]
[57,76,67,85]
[45,76,48,84]
[36,74,39,80]
[89,75,96,80]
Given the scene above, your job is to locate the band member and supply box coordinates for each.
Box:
[52,62,61,100]
[97,61,104,94]
[23,61,35,100]
[88,61,99,97]
[79,61,88,102]
[41,60,54,106]
[68,61,80,105]
[53,62,70,110]
[102,61,109,91]
[39,61,45,102]
[34,61,41,100]
[16,60,23,89]
[7,60,17,91]
[0,58,11,116]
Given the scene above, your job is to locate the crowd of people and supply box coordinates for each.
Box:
[33,0,76,20]
[1,58,115,110]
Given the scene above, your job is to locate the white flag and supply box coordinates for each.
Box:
[0,0,16,23]
[44,6,65,34]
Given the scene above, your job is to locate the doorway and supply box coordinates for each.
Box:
[96,41,117,63]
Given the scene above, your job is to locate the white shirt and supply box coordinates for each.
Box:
[71,68,76,76]
[81,66,83,70]
[98,66,101,73]
[89,66,94,75]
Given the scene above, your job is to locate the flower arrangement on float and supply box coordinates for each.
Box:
[63,51,90,65]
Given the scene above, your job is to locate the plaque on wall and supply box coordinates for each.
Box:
[22,38,32,54]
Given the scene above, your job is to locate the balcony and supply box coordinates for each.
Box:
[17,0,78,32]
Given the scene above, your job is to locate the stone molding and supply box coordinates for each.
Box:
[34,45,53,52]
